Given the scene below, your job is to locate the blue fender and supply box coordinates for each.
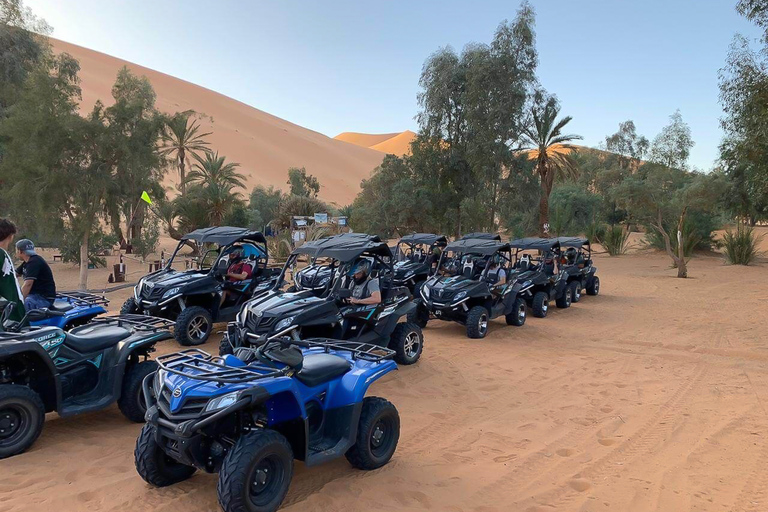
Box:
[326,359,397,409]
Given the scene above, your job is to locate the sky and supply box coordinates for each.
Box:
[25,0,763,170]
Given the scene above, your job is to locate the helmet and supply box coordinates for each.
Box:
[565,247,578,263]
[350,259,371,278]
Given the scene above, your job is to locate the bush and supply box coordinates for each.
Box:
[602,225,630,256]
[586,221,607,245]
[60,229,118,268]
[548,184,603,236]
[132,220,160,262]
[723,223,761,265]
[644,210,719,255]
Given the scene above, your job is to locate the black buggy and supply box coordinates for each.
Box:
[509,237,573,318]
[554,237,600,301]
[222,234,424,365]
[420,237,527,339]
[392,233,448,327]
[122,227,279,346]
[0,300,173,458]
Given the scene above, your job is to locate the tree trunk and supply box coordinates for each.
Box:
[538,183,549,236]
[676,208,688,278]
[179,149,186,196]
[78,229,90,290]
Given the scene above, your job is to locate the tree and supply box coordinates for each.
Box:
[522,91,582,235]
[603,120,649,165]
[159,111,210,195]
[649,110,694,170]
[249,185,282,229]
[187,151,246,190]
[286,167,320,198]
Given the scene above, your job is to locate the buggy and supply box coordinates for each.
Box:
[223,234,424,365]
[508,238,573,318]
[136,338,400,512]
[392,233,448,327]
[554,237,600,301]
[30,291,109,330]
[420,237,527,338]
[0,300,173,458]
[122,227,279,346]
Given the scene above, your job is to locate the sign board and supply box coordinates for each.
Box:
[314,213,328,224]
[337,216,347,226]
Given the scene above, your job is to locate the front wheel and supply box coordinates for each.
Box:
[119,360,158,422]
[121,297,139,315]
[135,423,196,486]
[505,298,527,327]
[219,336,234,356]
[217,430,294,512]
[466,305,489,339]
[569,282,582,303]
[345,397,400,470]
[175,306,213,346]
[532,292,549,318]
[389,322,423,365]
[586,276,600,296]
[0,384,45,459]
[407,303,430,329]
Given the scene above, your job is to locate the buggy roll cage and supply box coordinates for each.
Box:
[508,238,562,267]
[164,227,269,273]
[553,237,592,263]
[394,234,447,263]
[432,239,514,281]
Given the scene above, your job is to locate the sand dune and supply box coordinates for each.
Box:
[334,130,416,156]
[333,132,402,148]
[50,39,384,205]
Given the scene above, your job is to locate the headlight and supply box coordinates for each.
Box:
[522,280,532,288]
[453,291,467,302]
[204,391,241,413]
[318,276,330,285]
[404,271,415,279]
[274,316,295,332]
[135,278,145,299]
[161,287,181,299]
[153,369,166,393]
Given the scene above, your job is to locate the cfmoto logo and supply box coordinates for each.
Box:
[172,388,182,398]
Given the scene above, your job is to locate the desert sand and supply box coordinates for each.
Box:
[334,130,417,156]
[3,232,768,511]
[50,39,384,205]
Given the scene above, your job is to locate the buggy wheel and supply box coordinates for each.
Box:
[532,292,549,318]
[345,397,400,470]
[135,423,196,486]
[586,276,600,296]
[217,430,293,512]
[0,384,44,459]
[119,360,158,423]
[121,297,139,315]
[407,303,430,329]
[286,285,298,293]
[556,285,572,309]
[569,282,582,303]
[505,298,527,327]
[466,305,489,339]
[175,306,213,346]
[219,337,234,356]
[389,322,423,365]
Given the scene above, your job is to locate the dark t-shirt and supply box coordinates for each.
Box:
[18,255,56,299]
[227,261,253,282]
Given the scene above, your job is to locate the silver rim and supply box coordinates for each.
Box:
[479,314,488,335]
[403,331,421,358]
[595,280,600,293]
[518,304,526,321]
[566,292,571,306]
[542,300,548,313]
[188,316,209,340]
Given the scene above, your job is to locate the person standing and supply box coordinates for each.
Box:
[15,238,56,311]
[0,220,25,322]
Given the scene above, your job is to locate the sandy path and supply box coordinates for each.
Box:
[2,248,768,512]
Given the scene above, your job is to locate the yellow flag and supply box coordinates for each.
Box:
[140,191,152,204]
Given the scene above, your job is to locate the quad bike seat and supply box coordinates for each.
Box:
[50,299,74,312]
[65,324,132,352]
[296,354,351,388]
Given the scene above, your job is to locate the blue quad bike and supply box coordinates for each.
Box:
[136,337,400,512]
[0,300,174,459]
[30,291,109,330]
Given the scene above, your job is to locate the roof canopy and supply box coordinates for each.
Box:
[554,237,590,249]
[445,238,510,256]
[293,233,392,261]
[398,233,448,246]
[509,237,561,251]
[181,227,267,246]
[460,232,502,241]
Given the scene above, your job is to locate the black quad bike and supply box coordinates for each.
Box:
[0,300,173,458]
[392,233,448,328]
[554,237,600,302]
[508,238,573,318]
[122,227,280,346]
[420,237,527,339]
[222,234,425,365]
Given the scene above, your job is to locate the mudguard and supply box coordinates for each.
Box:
[326,359,397,408]
[0,334,63,411]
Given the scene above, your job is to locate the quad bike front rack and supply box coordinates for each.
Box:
[55,291,110,307]
[157,349,287,384]
[90,314,175,333]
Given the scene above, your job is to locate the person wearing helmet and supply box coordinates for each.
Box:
[564,247,578,266]
[220,246,253,306]
[486,256,507,287]
[348,259,381,305]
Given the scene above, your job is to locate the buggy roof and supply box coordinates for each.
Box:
[509,237,561,251]
[293,233,392,261]
[445,238,510,255]
[181,227,267,245]
[460,232,502,241]
[554,237,590,249]
[398,233,448,246]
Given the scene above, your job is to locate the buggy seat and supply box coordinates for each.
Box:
[296,353,351,387]
[65,324,132,352]
[50,299,74,312]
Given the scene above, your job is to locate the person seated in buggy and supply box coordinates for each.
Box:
[219,245,257,305]
[347,258,381,305]
[486,256,507,287]
[541,250,559,279]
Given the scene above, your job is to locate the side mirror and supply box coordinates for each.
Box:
[336,289,352,299]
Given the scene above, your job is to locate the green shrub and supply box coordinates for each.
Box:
[586,221,607,244]
[644,210,719,255]
[602,225,630,256]
[60,229,118,268]
[723,223,761,265]
[132,220,160,262]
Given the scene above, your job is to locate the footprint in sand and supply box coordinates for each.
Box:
[493,453,517,463]
[600,406,614,413]
[598,437,617,446]
[556,448,575,457]
[568,479,592,492]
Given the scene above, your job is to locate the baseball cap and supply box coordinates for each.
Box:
[15,239,36,256]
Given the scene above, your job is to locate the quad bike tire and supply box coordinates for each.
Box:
[175,306,213,346]
[586,276,600,296]
[217,429,294,512]
[505,298,527,327]
[466,305,490,339]
[119,360,158,422]
[569,281,582,303]
[407,304,430,329]
[556,286,572,309]
[219,337,235,356]
[345,397,400,470]
[135,423,196,486]
[120,297,139,315]
[532,292,549,318]
[0,384,45,459]
[389,322,423,365]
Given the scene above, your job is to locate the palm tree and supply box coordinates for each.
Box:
[159,111,211,195]
[198,183,243,225]
[522,95,582,235]
[187,151,247,190]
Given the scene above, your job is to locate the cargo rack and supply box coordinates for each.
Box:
[90,314,175,333]
[56,291,109,307]
[156,348,286,384]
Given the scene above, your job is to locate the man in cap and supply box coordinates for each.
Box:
[15,239,56,311]
[348,259,381,305]
[0,219,25,322]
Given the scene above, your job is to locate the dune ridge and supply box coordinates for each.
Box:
[334,130,417,156]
